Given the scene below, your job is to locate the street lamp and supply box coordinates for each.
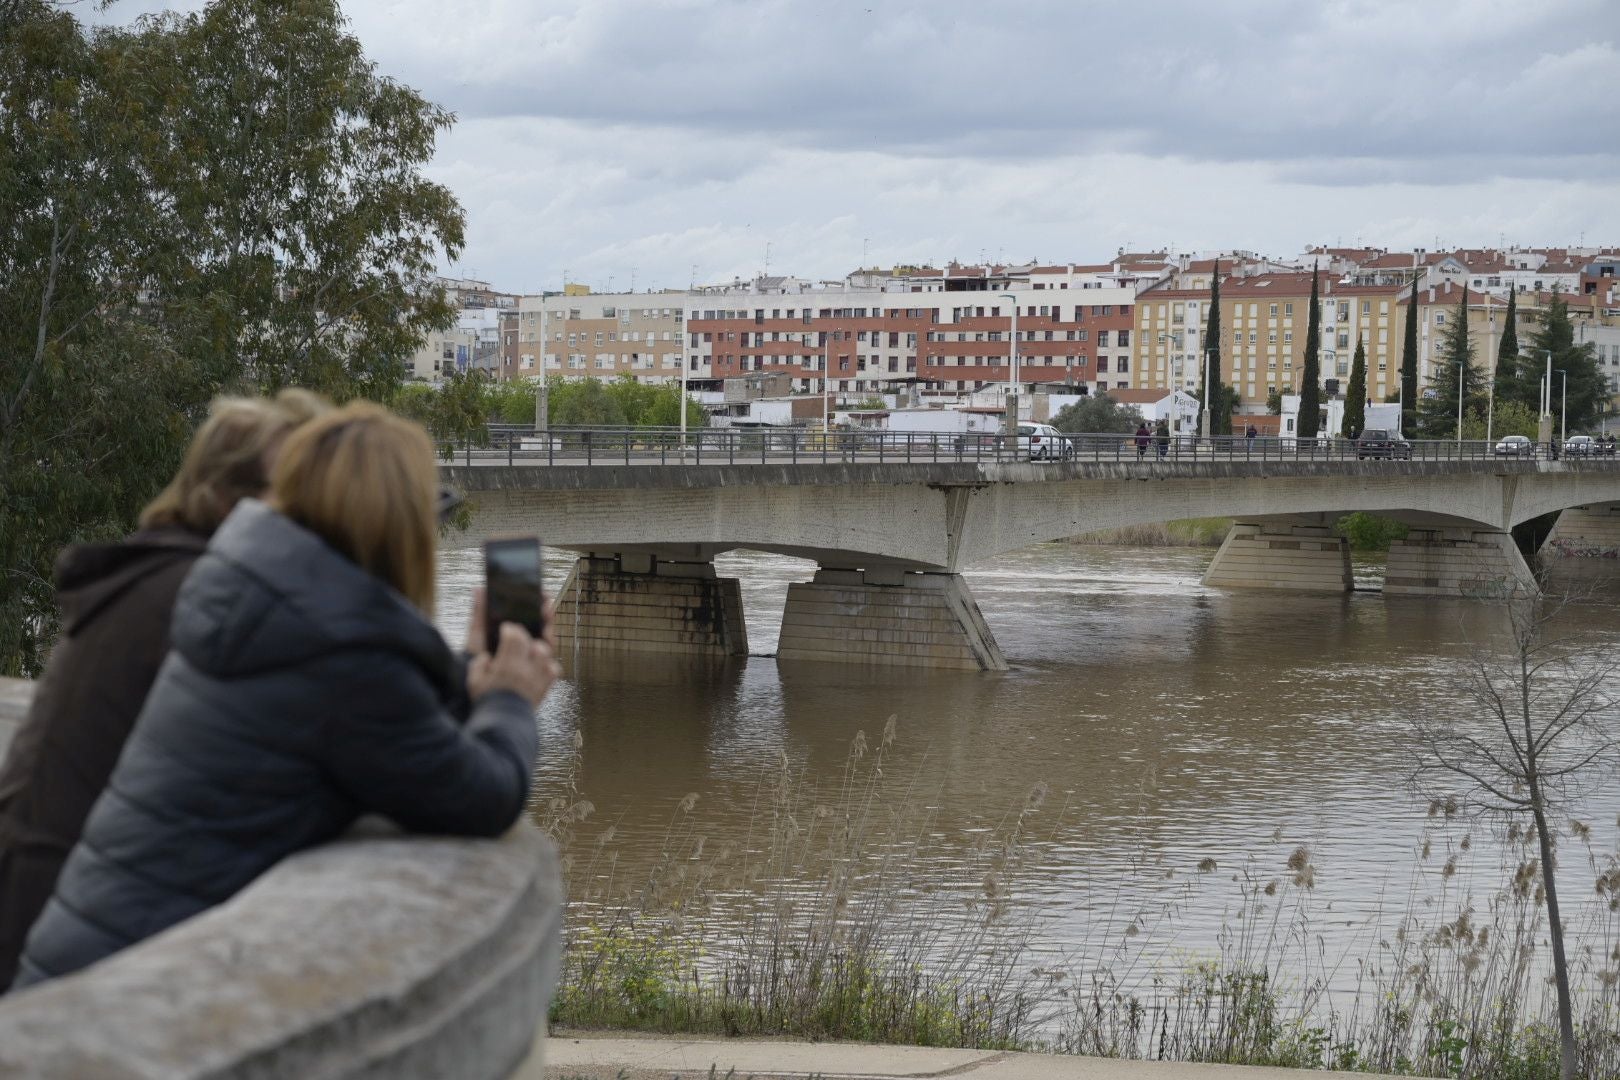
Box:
[1456,358,1465,447]
[1559,368,1568,445]
[997,292,1020,434]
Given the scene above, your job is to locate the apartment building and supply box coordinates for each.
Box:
[684,283,1139,395]
[502,292,687,381]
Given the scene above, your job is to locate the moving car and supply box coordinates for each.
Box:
[1494,435,1533,457]
[1016,423,1066,461]
[1564,435,1597,457]
[1355,428,1412,460]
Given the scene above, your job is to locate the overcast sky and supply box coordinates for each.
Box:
[99,0,1620,293]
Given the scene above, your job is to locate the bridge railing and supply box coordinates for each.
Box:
[447,428,1604,467]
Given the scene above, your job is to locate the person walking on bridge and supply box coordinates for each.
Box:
[1134,422,1151,460]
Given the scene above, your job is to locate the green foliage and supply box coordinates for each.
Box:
[1334,512,1409,551]
[1052,393,1145,434]
[484,380,542,425]
[1464,400,1540,441]
[1514,289,1607,433]
[1343,336,1368,438]
[1401,272,1420,438]
[1265,388,1284,415]
[1495,288,1521,405]
[855,396,888,410]
[548,377,629,427]
[1201,263,1222,410]
[0,0,463,675]
[1297,266,1322,438]
[1417,288,1487,439]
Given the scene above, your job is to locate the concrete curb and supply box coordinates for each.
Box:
[534,1034,1405,1079]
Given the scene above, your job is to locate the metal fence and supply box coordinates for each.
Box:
[446,427,1620,468]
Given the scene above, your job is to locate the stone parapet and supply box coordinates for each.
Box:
[1541,504,1620,558]
[778,569,1007,671]
[1385,529,1538,597]
[1201,524,1352,592]
[0,813,562,1080]
[554,555,748,657]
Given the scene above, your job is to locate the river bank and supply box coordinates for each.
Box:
[537,723,1620,1078]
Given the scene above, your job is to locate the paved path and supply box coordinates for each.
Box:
[530,1033,1402,1079]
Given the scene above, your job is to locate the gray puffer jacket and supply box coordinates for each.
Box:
[12,500,538,989]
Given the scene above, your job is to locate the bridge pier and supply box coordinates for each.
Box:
[778,568,1007,671]
[1385,529,1538,597]
[1202,523,1352,592]
[554,554,748,657]
[1540,504,1620,559]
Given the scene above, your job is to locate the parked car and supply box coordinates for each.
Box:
[1494,435,1533,457]
[1355,428,1412,460]
[1016,422,1066,460]
[1564,435,1597,457]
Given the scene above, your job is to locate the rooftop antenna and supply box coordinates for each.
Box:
[764,241,771,276]
[689,264,697,290]
[862,237,869,266]
[630,267,636,293]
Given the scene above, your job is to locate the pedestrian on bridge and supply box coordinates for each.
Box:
[1155,419,1170,459]
[1135,423,1151,460]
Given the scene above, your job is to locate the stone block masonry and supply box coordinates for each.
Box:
[1385,529,1538,597]
[1202,524,1352,592]
[778,569,1008,671]
[1541,504,1620,558]
[554,555,748,657]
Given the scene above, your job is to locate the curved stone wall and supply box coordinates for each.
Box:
[0,680,560,1080]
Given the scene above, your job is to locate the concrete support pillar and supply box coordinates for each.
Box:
[553,555,747,657]
[778,568,1007,671]
[1385,529,1538,598]
[1540,504,1620,559]
[1202,523,1352,592]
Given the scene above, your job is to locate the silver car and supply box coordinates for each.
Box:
[1494,435,1533,457]
[1564,435,1596,457]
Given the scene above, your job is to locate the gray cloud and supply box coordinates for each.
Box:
[83,0,1620,289]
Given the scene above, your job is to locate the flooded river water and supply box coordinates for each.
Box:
[436,541,1620,998]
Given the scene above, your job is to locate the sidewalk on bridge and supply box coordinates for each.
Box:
[532,1033,1403,1079]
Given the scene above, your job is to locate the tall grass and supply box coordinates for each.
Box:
[1067,517,1232,548]
[536,725,1620,1077]
[539,720,1045,1048]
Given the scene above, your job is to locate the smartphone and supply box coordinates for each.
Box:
[484,537,545,651]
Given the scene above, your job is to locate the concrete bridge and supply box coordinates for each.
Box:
[443,451,1620,672]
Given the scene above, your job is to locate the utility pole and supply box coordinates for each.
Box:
[998,293,1020,437]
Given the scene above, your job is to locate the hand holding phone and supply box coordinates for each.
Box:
[484,537,545,651]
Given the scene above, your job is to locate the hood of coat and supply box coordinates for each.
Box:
[54,529,210,636]
[171,499,453,689]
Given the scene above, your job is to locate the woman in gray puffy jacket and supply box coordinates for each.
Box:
[11,403,560,989]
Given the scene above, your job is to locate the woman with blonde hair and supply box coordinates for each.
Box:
[0,389,329,988]
[11,402,558,989]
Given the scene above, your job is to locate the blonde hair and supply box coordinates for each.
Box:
[140,390,331,534]
[268,402,438,615]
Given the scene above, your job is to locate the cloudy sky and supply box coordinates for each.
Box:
[100,0,1619,293]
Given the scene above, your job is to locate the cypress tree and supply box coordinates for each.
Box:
[1493,288,1524,409]
[1296,264,1322,438]
[1201,262,1222,430]
[1400,270,1420,438]
[1344,335,1367,438]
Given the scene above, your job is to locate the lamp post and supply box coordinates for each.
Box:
[679,307,689,452]
[1456,358,1465,447]
[997,292,1020,436]
[1559,368,1568,446]
[822,330,833,433]
[1201,342,1217,440]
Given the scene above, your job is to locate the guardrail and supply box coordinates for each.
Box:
[445,428,1617,468]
